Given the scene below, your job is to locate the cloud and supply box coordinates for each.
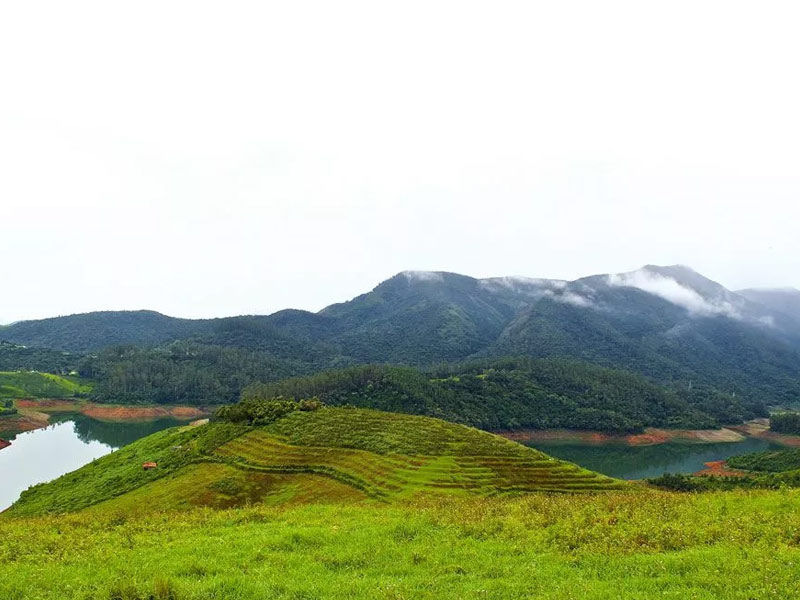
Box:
[402,271,444,282]
[543,289,594,308]
[607,271,740,318]
[758,315,776,327]
[478,277,567,294]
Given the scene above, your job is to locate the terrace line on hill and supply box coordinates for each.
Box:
[7,406,625,516]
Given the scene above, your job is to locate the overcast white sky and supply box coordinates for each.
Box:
[2,1,800,323]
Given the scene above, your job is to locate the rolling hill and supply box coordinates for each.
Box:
[8,403,624,516]
[242,359,758,432]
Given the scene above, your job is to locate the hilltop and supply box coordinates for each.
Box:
[8,403,623,517]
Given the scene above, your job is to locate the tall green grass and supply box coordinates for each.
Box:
[2,489,800,599]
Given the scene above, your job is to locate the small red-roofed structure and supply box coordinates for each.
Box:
[142,461,158,470]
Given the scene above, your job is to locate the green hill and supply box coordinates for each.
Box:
[0,371,91,399]
[242,359,754,433]
[9,403,623,517]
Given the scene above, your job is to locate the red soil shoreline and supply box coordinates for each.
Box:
[498,426,747,446]
[693,460,746,477]
[0,400,211,442]
[15,400,207,422]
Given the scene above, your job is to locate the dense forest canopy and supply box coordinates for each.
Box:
[0,341,80,374]
[242,359,763,433]
[81,342,319,405]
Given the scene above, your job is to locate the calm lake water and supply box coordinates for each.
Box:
[527,437,782,480]
[0,414,185,511]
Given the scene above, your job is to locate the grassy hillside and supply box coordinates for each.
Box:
[3,490,800,599]
[0,371,92,399]
[9,404,623,517]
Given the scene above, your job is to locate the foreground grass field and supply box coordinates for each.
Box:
[2,490,800,599]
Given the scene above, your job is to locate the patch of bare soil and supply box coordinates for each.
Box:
[81,405,207,422]
[0,409,51,435]
[693,460,746,477]
[728,418,800,447]
[6,401,210,434]
[16,399,80,411]
[499,426,745,446]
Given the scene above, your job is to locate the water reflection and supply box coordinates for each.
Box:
[50,413,186,447]
[0,416,185,511]
[527,438,782,480]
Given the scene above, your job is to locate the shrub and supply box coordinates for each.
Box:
[214,396,323,425]
[647,473,702,492]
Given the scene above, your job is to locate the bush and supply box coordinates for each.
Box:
[214,396,323,425]
[647,473,702,492]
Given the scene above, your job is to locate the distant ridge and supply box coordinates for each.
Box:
[3,265,800,406]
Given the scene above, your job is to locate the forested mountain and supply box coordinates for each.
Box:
[317,271,560,363]
[491,267,800,404]
[3,265,800,413]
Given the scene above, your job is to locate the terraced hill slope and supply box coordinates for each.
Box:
[9,406,624,516]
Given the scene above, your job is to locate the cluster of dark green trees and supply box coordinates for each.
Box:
[0,399,17,417]
[241,358,763,433]
[214,397,323,426]
[769,412,800,435]
[647,472,800,491]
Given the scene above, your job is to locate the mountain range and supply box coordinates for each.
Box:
[3,265,800,405]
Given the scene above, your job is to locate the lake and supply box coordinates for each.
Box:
[0,414,186,512]
[527,437,782,480]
